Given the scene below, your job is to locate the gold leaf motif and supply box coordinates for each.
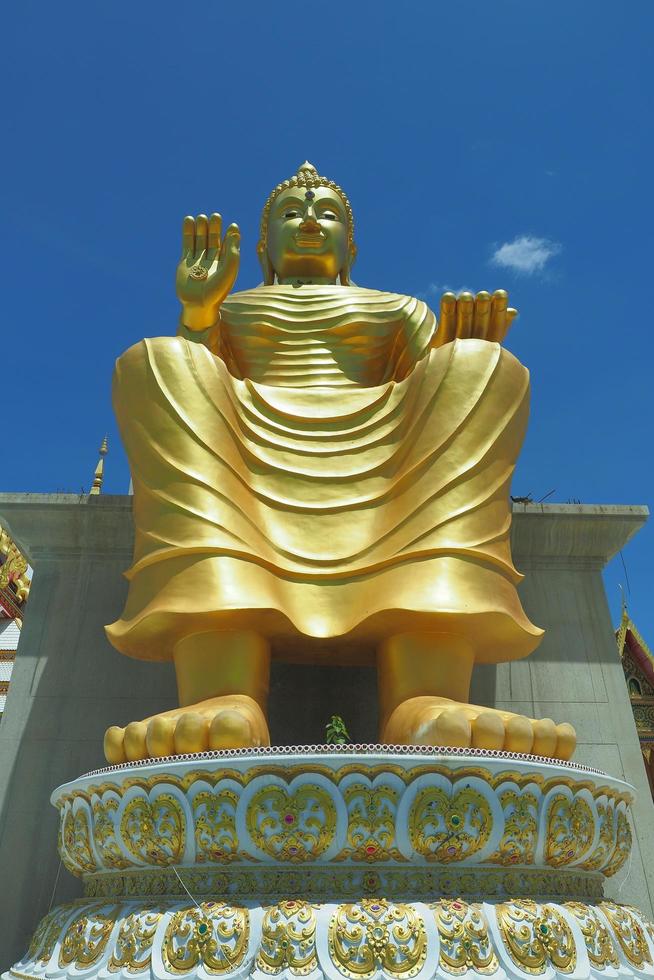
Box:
[603,810,632,876]
[247,783,336,861]
[256,900,318,975]
[120,794,185,865]
[93,797,130,869]
[27,904,76,964]
[337,783,403,862]
[59,904,118,967]
[489,790,538,866]
[328,899,427,979]
[495,900,576,975]
[62,806,97,873]
[545,794,594,867]
[193,789,239,863]
[432,899,498,975]
[599,902,652,967]
[162,902,249,974]
[108,908,162,971]
[564,901,618,968]
[580,801,614,871]
[409,786,491,862]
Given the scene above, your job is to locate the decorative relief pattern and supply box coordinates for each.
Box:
[564,902,618,968]
[108,906,163,971]
[328,899,427,979]
[598,902,653,968]
[494,900,576,974]
[193,788,240,863]
[409,786,491,862]
[54,761,633,881]
[17,899,654,980]
[544,792,595,868]
[432,899,498,974]
[58,903,119,968]
[120,793,185,865]
[255,900,318,975]
[162,902,250,975]
[247,782,337,862]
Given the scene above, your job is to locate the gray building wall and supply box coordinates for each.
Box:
[0,495,650,967]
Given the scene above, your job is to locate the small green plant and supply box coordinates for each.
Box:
[325,714,351,745]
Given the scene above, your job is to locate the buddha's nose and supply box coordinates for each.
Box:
[299,205,321,233]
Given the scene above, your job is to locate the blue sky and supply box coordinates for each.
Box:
[3,2,652,637]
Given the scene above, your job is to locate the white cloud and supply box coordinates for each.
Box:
[425,283,473,298]
[490,235,561,276]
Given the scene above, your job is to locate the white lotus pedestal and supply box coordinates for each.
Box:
[6,747,654,980]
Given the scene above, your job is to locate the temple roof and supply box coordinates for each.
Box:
[616,605,654,688]
[0,526,30,625]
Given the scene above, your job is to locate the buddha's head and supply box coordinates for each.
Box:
[257,162,357,285]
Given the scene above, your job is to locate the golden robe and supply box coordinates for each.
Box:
[106,286,541,665]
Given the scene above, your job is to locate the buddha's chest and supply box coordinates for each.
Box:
[219,315,399,388]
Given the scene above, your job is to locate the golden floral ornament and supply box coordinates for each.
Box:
[58,902,119,968]
[543,788,595,868]
[109,906,163,971]
[191,783,240,863]
[432,899,498,975]
[244,778,340,862]
[327,900,429,980]
[162,902,250,975]
[119,789,187,865]
[254,900,318,976]
[492,900,577,975]
[564,901,619,969]
[405,778,496,863]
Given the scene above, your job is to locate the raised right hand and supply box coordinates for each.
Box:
[176,213,240,331]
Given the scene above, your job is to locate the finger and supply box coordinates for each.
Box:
[182,216,195,257]
[504,307,518,340]
[487,289,508,342]
[435,292,457,346]
[208,212,222,251]
[219,223,241,290]
[456,292,475,339]
[195,214,209,256]
[473,291,491,338]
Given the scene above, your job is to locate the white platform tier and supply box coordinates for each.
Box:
[5,748,653,980]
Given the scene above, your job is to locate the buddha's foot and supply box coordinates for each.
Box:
[381,696,576,760]
[103,695,270,764]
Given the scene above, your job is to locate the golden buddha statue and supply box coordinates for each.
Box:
[104,162,576,764]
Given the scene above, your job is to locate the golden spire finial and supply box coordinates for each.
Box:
[90,436,108,495]
[297,161,317,175]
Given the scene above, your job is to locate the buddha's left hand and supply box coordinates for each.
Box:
[433,290,518,347]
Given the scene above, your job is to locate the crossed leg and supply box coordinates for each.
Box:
[377,632,576,760]
[104,630,271,763]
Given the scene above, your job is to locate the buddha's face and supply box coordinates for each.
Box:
[265,186,352,282]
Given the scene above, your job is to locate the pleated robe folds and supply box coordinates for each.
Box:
[106,285,541,665]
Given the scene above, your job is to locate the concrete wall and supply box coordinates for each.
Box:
[0,495,650,967]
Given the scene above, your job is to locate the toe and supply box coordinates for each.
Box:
[146,716,176,758]
[123,721,148,761]
[471,711,505,750]
[553,722,577,760]
[532,718,557,757]
[209,709,253,749]
[174,712,208,754]
[505,715,534,754]
[104,726,126,764]
[415,706,471,748]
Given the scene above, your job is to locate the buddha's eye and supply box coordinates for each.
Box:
[320,211,338,221]
[283,209,300,220]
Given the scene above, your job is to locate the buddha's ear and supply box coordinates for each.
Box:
[339,242,357,286]
[257,242,275,285]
